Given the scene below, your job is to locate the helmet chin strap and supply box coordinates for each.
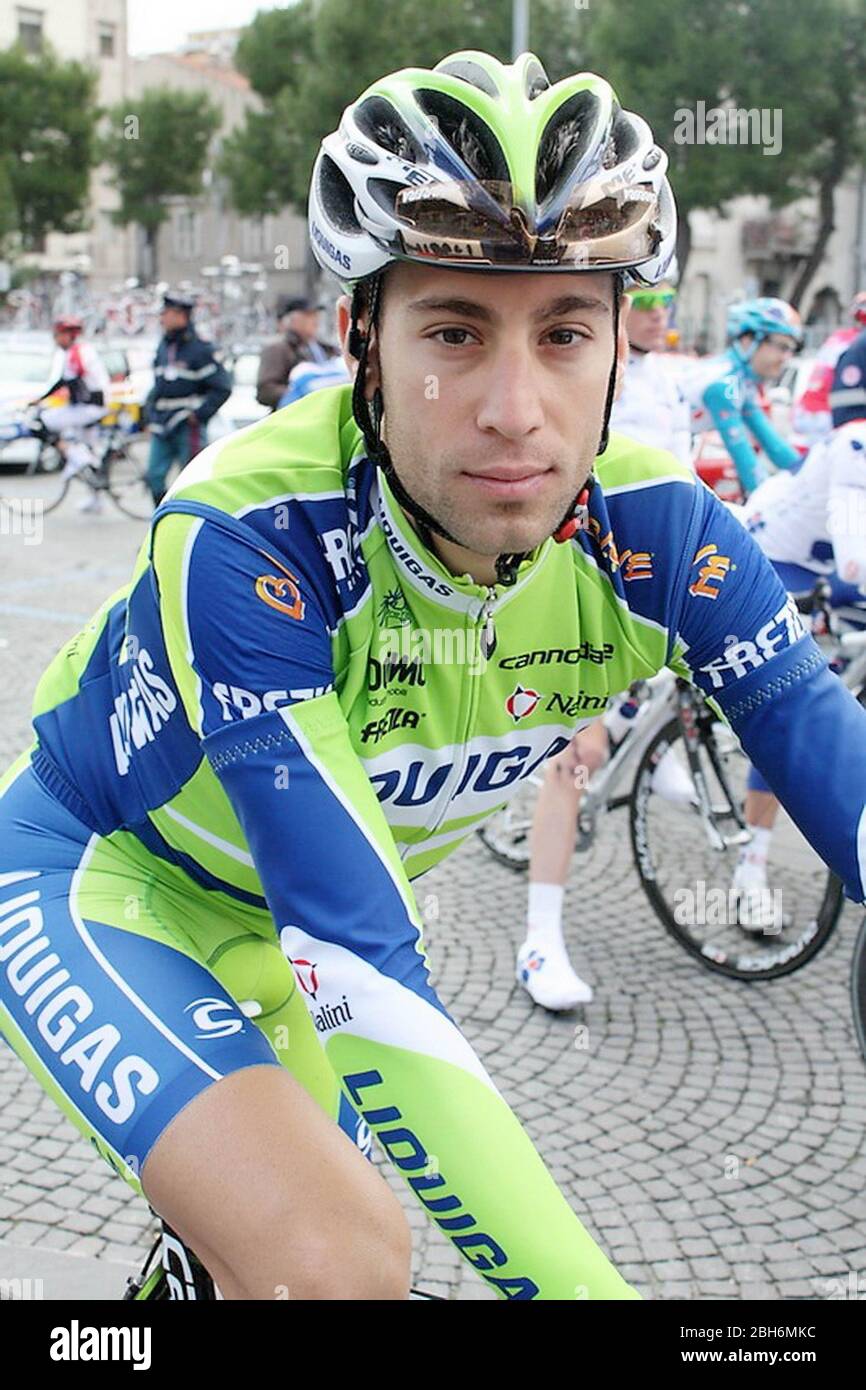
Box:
[349,272,622,587]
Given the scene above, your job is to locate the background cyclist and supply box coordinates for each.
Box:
[793,290,866,445]
[518,281,692,1011]
[30,315,111,511]
[732,330,866,924]
[686,297,804,498]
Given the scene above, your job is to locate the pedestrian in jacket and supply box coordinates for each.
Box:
[256,296,338,410]
[143,291,231,505]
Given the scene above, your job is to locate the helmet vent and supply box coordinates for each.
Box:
[609,107,639,164]
[524,59,550,100]
[354,97,423,163]
[368,178,409,216]
[318,153,362,234]
[536,90,602,202]
[436,58,500,98]
[415,89,509,182]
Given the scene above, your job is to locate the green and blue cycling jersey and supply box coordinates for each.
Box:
[4,382,866,1300]
[686,348,801,495]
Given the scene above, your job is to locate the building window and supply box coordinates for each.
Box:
[17,7,43,53]
[174,207,202,260]
[98,23,115,57]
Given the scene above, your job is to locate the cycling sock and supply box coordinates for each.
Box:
[527,881,564,936]
[738,824,773,871]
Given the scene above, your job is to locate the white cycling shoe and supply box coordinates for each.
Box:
[77,493,103,514]
[731,860,783,935]
[516,936,593,1011]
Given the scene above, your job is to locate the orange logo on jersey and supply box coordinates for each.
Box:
[689,543,733,599]
[255,561,306,621]
[622,550,653,582]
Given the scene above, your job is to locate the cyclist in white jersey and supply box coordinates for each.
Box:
[517,284,691,1010]
[734,330,866,923]
[609,283,691,465]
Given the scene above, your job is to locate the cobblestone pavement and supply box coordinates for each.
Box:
[1,473,865,1301]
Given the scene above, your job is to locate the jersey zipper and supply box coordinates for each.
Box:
[479,585,497,660]
[428,584,499,837]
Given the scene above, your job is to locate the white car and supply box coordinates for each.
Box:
[209,351,270,440]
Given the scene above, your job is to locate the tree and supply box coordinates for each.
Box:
[0,44,99,253]
[99,88,222,281]
[584,0,866,300]
[734,0,866,308]
[582,0,764,281]
[221,0,587,224]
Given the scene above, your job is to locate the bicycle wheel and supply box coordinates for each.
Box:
[630,712,843,981]
[35,467,73,514]
[23,436,64,476]
[476,774,542,871]
[852,917,866,1064]
[104,440,156,520]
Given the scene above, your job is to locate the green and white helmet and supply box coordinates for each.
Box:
[309,50,677,289]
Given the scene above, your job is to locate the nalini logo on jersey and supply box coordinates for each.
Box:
[505,685,542,722]
[255,561,305,621]
[689,543,735,600]
[313,995,354,1034]
[289,957,319,1000]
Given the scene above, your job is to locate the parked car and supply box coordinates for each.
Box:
[209,350,269,439]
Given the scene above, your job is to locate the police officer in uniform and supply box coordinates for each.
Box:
[143,291,232,505]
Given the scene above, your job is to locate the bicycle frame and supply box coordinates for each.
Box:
[574,671,680,848]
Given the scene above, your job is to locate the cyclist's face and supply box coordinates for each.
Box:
[750,334,797,380]
[625,300,670,353]
[344,263,625,572]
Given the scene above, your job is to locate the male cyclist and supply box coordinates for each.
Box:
[733,330,866,921]
[31,316,111,512]
[608,282,691,464]
[4,53,866,1303]
[518,279,691,1009]
[793,291,866,445]
[686,298,803,497]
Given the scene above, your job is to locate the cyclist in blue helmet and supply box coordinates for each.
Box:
[685,296,804,496]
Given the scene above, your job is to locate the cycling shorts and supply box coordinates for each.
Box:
[0,752,364,1194]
